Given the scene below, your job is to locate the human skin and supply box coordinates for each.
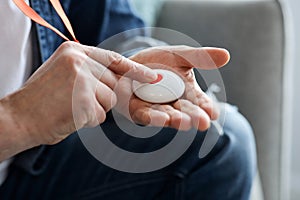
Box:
[0,42,229,162]
[0,41,157,161]
[116,46,230,131]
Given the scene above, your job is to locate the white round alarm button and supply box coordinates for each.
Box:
[132,69,185,103]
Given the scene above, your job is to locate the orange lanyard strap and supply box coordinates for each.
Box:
[13,0,79,42]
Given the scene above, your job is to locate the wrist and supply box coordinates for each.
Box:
[0,94,38,161]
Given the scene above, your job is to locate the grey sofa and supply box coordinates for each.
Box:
[132,0,293,200]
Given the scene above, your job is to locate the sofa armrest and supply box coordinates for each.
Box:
[154,1,291,200]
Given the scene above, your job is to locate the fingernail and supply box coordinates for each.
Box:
[150,74,163,84]
[144,69,158,82]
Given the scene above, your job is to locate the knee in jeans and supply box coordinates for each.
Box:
[221,103,257,179]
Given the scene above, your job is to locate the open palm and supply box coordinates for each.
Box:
[114,46,230,131]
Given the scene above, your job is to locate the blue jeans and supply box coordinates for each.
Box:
[0,104,256,200]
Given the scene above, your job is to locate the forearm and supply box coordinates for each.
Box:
[0,95,36,162]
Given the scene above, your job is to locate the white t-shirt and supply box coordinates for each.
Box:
[0,0,32,186]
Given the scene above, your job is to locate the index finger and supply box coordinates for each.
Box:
[83,45,157,83]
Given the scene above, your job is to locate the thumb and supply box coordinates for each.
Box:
[185,47,231,69]
[131,46,230,70]
[161,46,231,69]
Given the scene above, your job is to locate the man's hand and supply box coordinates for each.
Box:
[0,41,157,161]
[114,46,230,131]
